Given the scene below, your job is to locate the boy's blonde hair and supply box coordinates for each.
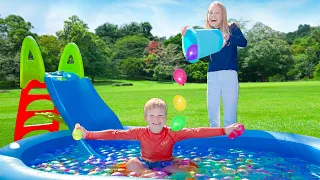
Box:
[205,1,230,35]
[144,98,167,116]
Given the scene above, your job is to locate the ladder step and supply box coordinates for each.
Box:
[18,94,53,108]
[19,110,57,120]
[23,123,59,133]
[25,94,52,104]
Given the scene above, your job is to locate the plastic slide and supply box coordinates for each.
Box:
[44,71,124,157]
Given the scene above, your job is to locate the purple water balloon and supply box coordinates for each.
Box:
[186,44,198,60]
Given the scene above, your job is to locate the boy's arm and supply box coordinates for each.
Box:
[229,23,247,47]
[85,128,143,140]
[171,127,226,142]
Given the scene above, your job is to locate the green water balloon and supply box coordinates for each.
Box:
[170,116,186,131]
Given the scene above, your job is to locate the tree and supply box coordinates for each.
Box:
[163,34,182,52]
[297,24,312,37]
[237,46,249,82]
[118,22,154,40]
[118,22,141,37]
[152,44,185,80]
[95,22,154,45]
[37,35,62,72]
[119,57,145,78]
[185,60,208,82]
[113,35,149,61]
[140,22,153,40]
[95,22,120,44]
[145,40,162,55]
[85,34,112,81]
[152,36,167,43]
[246,22,284,44]
[238,22,295,82]
[289,26,320,79]
[57,16,111,82]
[0,35,15,56]
[56,15,88,42]
[290,36,311,55]
[285,24,312,44]
[313,63,320,80]
[0,15,35,52]
[243,38,293,81]
[308,26,320,65]
[0,15,35,84]
[295,54,315,79]
[0,52,20,85]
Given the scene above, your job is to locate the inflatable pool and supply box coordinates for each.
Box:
[1,128,320,179]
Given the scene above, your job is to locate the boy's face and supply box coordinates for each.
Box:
[144,107,167,133]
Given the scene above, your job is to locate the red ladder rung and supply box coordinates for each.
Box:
[21,110,58,120]
[15,122,60,141]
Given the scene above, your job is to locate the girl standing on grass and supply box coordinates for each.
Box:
[181,1,247,127]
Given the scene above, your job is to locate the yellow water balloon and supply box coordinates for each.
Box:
[173,95,186,111]
[72,129,83,140]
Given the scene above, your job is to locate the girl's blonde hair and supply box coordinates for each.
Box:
[205,1,230,34]
[144,98,167,116]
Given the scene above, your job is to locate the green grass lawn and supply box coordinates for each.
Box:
[1,80,320,148]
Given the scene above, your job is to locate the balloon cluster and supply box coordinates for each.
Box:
[171,68,188,131]
[171,41,199,131]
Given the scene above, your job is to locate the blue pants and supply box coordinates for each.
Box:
[207,70,239,127]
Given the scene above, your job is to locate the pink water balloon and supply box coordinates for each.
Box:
[228,124,245,140]
[173,68,187,86]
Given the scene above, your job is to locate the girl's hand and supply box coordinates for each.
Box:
[181,26,189,36]
[74,123,87,138]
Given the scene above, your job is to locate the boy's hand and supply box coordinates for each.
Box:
[224,123,243,136]
[74,123,87,138]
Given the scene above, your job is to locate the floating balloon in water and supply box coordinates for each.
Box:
[170,116,186,131]
[173,95,186,111]
[234,176,241,180]
[173,68,187,86]
[186,44,198,61]
[72,129,83,140]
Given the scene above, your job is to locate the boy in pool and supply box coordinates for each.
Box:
[74,98,244,177]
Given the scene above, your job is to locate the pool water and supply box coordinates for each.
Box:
[28,143,320,179]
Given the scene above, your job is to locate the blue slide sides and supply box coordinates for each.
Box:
[44,71,124,157]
